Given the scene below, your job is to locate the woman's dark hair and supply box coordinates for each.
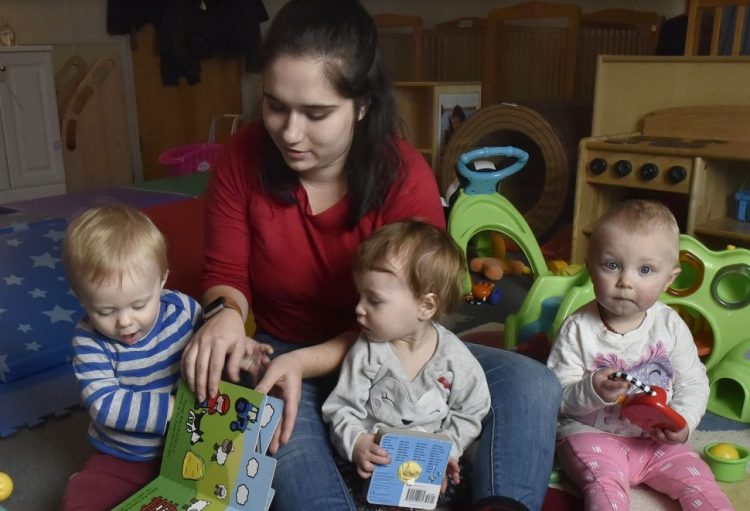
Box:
[258,0,400,228]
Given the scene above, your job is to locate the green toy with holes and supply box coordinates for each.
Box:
[668,236,750,422]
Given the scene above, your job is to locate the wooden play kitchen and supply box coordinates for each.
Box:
[571,105,750,263]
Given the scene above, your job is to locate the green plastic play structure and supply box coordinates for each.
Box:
[446,146,550,295]
[447,146,750,424]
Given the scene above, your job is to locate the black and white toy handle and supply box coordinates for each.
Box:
[609,371,656,396]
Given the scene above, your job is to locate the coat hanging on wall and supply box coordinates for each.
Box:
[106,0,268,85]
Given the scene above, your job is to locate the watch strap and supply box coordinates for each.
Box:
[202,296,241,321]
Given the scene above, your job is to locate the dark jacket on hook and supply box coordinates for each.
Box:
[107,0,268,85]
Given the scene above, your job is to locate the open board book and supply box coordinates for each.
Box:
[366,429,452,510]
[113,379,283,511]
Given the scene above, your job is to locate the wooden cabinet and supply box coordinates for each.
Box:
[0,46,66,203]
[392,81,481,174]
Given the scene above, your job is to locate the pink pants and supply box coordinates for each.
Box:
[60,453,160,511]
[557,433,734,511]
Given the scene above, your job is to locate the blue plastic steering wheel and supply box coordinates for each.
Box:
[457,146,529,195]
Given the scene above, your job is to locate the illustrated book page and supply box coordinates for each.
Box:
[113,379,282,511]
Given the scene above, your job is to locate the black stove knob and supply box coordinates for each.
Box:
[640,163,659,181]
[590,158,607,175]
[614,160,632,177]
[667,165,688,183]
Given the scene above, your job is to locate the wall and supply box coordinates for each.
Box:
[244,1,686,116]
[262,0,686,25]
[0,0,686,181]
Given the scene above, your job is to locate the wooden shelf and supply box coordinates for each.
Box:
[694,217,750,245]
[392,81,481,175]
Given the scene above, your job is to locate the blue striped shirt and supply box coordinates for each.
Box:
[71,289,201,461]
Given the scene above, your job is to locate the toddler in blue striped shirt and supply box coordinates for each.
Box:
[61,203,202,508]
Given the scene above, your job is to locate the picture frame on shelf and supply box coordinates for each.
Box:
[437,91,481,159]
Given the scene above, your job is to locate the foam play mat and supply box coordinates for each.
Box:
[0,217,83,382]
[0,216,84,436]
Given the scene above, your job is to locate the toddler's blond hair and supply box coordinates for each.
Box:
[63,203,167,297]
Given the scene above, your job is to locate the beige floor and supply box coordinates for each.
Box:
[1,409,94,511]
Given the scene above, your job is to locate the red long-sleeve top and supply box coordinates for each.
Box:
[201,122,445,343]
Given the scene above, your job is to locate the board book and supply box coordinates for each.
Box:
[366,429,452,510]
[113,379,283,511]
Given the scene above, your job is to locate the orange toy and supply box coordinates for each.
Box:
[470,256,529,281]
[469,232,530,281]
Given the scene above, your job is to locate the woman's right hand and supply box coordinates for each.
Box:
[182,308,258,402]
[254,350,305,454]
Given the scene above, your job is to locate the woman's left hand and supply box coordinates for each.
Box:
[254,350,305,454]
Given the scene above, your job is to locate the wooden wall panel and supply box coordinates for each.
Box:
[131,24,243,181]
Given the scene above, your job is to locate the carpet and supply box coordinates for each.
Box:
[2,187,190,220]
[0,363,80,438]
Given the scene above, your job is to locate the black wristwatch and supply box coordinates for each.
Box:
[202,296,239,321]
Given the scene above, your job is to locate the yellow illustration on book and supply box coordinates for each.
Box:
[397,460,422,485]
[182,450,205,480]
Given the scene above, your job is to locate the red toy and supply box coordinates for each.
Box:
[611,371,687,432]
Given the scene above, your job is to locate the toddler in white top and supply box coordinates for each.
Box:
[547,200,733,510]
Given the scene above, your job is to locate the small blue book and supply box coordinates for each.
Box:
[366,429,453,510]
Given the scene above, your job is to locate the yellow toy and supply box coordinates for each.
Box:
[546,259,582,276]
[709,443,741,460]
[0,472,13,502]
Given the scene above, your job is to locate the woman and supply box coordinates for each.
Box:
[182,1,561,510]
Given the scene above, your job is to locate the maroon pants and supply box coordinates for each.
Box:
[60,453,160,510]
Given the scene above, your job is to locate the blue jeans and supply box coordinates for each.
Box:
[257,335,561,511]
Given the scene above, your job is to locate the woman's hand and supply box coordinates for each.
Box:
[592,368,630,403]
[182,308,269,402]
[352,433,390,479]
[254,351,306,454]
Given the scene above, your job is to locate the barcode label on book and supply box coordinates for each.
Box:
[402,485,439,507]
